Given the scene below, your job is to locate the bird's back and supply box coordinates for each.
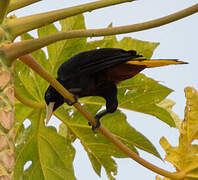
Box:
[57,48,141,81]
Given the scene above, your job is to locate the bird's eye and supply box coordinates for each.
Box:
[45,93,51,104]
[46,93,51,99]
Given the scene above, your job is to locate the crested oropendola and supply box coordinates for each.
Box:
[44,48,187,130]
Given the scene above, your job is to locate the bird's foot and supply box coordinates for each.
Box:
[88,115,101,131]
[64,95,78,106]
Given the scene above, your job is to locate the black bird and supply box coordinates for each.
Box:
[44,48,187,129]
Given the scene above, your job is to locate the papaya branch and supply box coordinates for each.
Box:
[6,0,133,39]
[17,54,186,179]
[2,3,198,62]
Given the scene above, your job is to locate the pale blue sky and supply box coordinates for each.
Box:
[12,0,198,179]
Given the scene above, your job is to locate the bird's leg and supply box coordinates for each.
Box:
[89,83,118,131]
[64,88,82,106]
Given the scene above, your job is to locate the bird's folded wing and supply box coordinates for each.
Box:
[79,54,136,74]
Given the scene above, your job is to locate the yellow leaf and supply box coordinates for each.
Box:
[183,87,198,142]
[159,87,198,179]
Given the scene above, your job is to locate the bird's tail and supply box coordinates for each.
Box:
[126,57,188,68]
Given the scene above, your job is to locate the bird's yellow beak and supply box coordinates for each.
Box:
[126,58,188,67]
[46,102,55,124]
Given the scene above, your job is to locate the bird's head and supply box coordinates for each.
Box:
[44,85,64,124]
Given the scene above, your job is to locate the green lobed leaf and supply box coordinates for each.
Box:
[117,74,175,127]
[15,102,76,180]
[55,105,129,179]
[101,110,161,159]
[55,103,161,179]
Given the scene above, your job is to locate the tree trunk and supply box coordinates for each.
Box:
[0,60,14,180]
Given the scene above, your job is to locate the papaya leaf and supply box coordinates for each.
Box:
[158,87,198,180]
[14,102,76,180]
[55,104,161,180]
[118,75,174,127]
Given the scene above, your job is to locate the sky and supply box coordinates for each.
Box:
[11,0,198,179]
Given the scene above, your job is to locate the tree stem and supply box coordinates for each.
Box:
[18,54,186,179]
[0,55,14,180]
[4,3,198,61]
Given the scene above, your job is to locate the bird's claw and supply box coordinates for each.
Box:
[88,116,101,131]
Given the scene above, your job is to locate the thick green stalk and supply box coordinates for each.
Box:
[8,0,41,13]
[0,0,10,24]
[3,3,198,61]
[5,0,133,39]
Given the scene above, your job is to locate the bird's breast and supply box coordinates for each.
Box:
[106,63,145,83]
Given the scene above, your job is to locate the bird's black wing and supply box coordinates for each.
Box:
[79,54,131,74]
[57,48,141,81]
